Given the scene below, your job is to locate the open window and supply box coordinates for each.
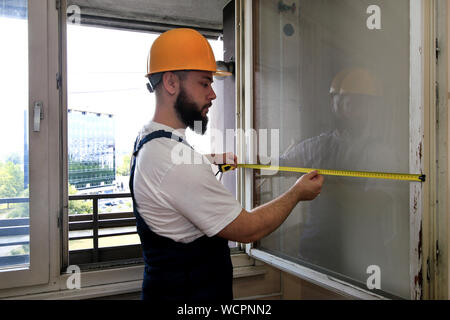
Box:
[63,0,235,270]
[238,0,426,299]
[0,0,54,289]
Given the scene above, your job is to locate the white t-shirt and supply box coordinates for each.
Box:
[132,121,242,243]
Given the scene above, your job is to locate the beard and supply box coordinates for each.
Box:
[174,87,210,135]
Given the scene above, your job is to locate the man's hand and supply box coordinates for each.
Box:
[218,169,325,243]
[292,170,324,201]
[208,152,238,169]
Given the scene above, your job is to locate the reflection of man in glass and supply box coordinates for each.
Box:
[282,68,383,170]
[280,68,408,290]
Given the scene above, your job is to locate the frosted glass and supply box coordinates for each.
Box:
[254,0,410,298]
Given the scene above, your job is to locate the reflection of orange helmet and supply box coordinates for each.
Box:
[330,68,382,96]
[146,28,231,77]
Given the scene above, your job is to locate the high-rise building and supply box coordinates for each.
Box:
[68,109,115,189]
[24,109,29,189]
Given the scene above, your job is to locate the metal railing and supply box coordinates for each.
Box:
[0,197,29,204]
[0,197,30,243]
[68,193,143,267]
[1,194,241,269]
[0,197,30,268]
[0,194,142,269]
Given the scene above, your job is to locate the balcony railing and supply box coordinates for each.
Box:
[68,193,143,269]
[1,193,240,270]
[0,194,143,270]
[0,197,30,268]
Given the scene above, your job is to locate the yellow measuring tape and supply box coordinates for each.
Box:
[219,164,426,182]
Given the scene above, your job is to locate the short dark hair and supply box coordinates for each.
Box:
[147,70,189,93]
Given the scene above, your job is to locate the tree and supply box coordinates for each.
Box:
[117,154,131,176]
[7,188,29,218]
[0,161,24,198]
[0,160,27,218]
[68,184,92,215]
[6,153,22,165]
[10,244,29,256]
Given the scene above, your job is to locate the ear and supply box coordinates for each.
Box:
[161,72,180,96]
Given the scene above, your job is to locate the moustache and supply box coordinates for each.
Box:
[202,103,212,115]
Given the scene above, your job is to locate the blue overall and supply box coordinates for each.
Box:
[129,130,233,301]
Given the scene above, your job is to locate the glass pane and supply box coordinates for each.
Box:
[0,0,29,270]
[66,25,155,263]
[66,24,229,264]
[254,0,410,298]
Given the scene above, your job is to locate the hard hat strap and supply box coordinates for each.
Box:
[147,73,163,93]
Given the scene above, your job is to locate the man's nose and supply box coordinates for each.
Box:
[209,87,217,101]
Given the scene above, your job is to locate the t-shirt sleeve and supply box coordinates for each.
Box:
[158,163,243,237]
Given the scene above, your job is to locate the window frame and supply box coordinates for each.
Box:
[60,2,245,272]
[0,0,53,290]
[0,0,251,299]
[0,0,440,301]
[237,0,428,300]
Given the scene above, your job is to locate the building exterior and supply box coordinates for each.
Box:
[23,110,29,189]
[68,109,115,189]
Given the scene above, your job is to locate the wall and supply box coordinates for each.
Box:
[67,0,230,33]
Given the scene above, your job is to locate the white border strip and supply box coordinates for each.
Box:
[243,0,254,213]
[240,0,255,254]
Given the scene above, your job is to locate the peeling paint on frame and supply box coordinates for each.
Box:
[409,0,425,300]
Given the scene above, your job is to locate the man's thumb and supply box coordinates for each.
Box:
[306,170,319,179]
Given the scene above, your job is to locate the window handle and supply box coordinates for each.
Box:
[33,101,43,132]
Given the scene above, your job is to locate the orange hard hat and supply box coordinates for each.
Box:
[146,28,231,77]
[330,68,382,96]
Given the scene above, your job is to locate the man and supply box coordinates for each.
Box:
[129,28,324,301]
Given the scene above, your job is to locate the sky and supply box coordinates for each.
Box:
[0,17,28,161]
[0,17,223,164]
[67,24,223,159]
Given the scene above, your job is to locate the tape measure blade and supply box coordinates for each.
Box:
[237,164,423,182]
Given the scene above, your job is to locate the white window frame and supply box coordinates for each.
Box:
[0,0,148,297]
[237,0,428,300]
[0,0,254,299]
[0,0,53,289]
[0,0,439,301]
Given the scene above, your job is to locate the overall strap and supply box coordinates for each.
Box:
[129,130,192,199]
[132,130,192,158]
